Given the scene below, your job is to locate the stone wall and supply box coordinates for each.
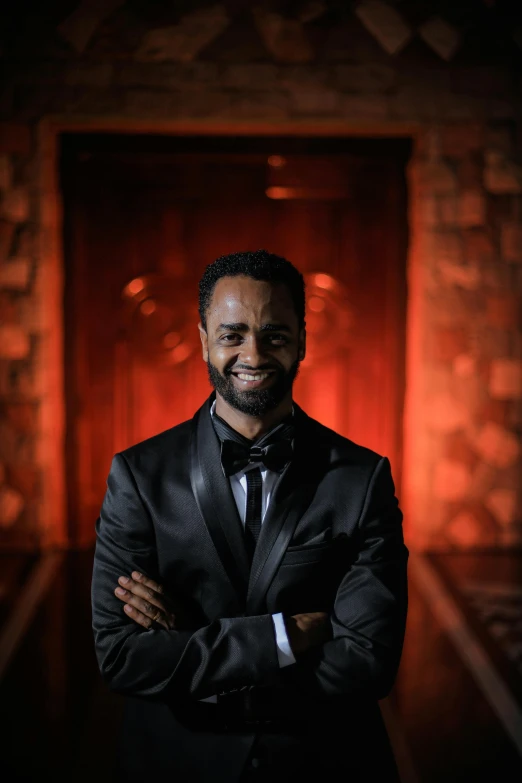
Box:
[0,1,521,549]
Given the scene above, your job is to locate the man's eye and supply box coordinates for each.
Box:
[269,335,287,344]
[221,334,241,342]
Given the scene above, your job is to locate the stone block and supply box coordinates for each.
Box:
[419,16,460,61]
[1,187,30,223]
[355,1,412,55]
[433,459,471,501]
[0,292,19,324]
[136,6,230,63]
[58,0,126,53]
[426,392,470,433]
[467,462,497,500]
[0,325,30,359]
[435,231,463,265]
[479,399,510,426]
[485,295,520,331]
[0,257,31,290]
[0,123,31,156]
[0,220,15,261]
[485,124,514,155]
[438,258,480,290]
[431,328,468,362]
[482,262,511,290]
[229,92,289,119]
[338,94,389,120]
[123,88,231,120]
[489,359,522,400]
[417,159,457,195]
[0,485,24,528]
[463,229,495,266]
[439,124,483,157]
[219,64,278,90]
[500,221,522,263]
[334,63,395,93]
[390,87,445,122]
[291,89,339,115]
[115,62,218,90]
[453,353,476,379]
[6,463,40,498]
[477,328,511,360]
[252,9,313,63]
[484,150,522,194]
[3,401,37,434]
[458,190,486,228]
[485,488,518,527]
[15,226,33,258]
[475,422,520,468]
[438,194,460,227]
[457,157,483,189]
[417,196,439,228]
[446,510,486,548]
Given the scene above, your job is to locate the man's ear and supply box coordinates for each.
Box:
[198,323,209,361]
[298,328,306,362]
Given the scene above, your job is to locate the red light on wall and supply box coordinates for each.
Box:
[125,277,145,297]
[314,273,335,290]
[140,299,156,316]
[268,155,286,168]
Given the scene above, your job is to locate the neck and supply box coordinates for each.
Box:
[214,393,293,440]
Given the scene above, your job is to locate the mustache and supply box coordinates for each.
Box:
[225,364,281,375]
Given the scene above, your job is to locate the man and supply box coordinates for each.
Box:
[92,249,408,782]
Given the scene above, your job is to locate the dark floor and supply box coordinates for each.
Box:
[0,549,521,782]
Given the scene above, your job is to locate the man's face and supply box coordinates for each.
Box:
[199,275,306,417]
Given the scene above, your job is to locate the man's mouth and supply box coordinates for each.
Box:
[236,372,272,381]
[230,370,276,387]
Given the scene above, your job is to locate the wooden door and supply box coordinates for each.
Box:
[62,135,409,547]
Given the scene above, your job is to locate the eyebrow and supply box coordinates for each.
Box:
[217,322,291,333]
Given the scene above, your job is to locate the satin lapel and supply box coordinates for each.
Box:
[190,399,250,601]
[246,407,324,616]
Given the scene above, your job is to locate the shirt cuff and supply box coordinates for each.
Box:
[272,612,296,668]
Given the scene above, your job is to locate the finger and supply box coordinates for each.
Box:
[118,576,168,613]
[123,603,172,630]
[123,603,153,629]
[131,571,164,595]
[115,587,175,629]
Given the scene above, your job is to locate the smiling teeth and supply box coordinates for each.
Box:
[237,373,270,381]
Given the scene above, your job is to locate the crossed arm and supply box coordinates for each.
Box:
[113,570,330,656]
[92,453,407,701]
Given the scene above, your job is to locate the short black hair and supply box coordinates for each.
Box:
[198,249,306,330]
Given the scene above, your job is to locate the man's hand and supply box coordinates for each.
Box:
[284,612,332,656]
[114,572,175,630]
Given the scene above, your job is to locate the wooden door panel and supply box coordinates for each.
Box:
[63,139,408,546]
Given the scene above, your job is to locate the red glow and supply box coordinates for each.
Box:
[308,296,325,313]
[267,155,286,168]
[314,273,335,290]
[140,299,156,316]
[125,277,145,296]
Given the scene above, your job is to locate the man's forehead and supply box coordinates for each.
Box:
[210,277,292,309]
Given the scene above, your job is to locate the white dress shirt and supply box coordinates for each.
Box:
[200,405,296,703]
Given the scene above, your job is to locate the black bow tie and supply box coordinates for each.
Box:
[221,438,293,477]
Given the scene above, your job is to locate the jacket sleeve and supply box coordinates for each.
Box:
[283,456,408,700]
[91,453,280,700]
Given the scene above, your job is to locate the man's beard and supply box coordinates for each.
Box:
[207,359,300,416]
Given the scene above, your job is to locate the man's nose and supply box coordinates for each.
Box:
[239,335,267,367]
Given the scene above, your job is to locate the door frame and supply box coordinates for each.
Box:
[38,116,423,549]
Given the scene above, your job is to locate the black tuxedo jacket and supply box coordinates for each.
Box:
[92,395,408,782]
